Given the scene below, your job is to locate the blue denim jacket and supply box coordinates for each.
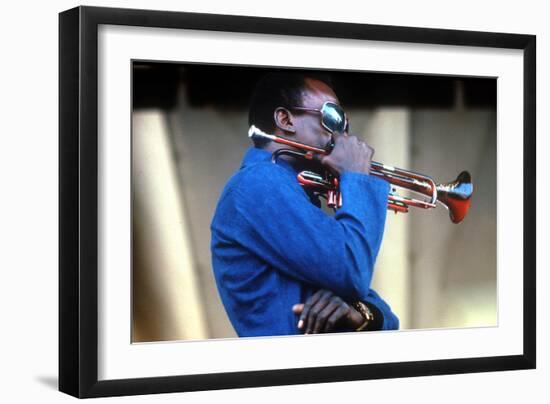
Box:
[211,146,399,337]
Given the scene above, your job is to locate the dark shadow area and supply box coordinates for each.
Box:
[133,61,496,110]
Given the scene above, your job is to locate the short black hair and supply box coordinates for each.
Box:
[248,71,333,146]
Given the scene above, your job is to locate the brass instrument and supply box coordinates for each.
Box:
[248,125,473,224]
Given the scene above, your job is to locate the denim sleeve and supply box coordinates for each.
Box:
[363,289,400,330]
[219,163,390,301]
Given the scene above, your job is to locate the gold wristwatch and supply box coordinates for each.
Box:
[352,301,375,331]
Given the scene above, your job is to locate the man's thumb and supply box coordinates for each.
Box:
[311,153,325,164]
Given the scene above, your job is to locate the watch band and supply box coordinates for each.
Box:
[352,301,375,331]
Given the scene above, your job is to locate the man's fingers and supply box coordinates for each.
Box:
[366,143,374,158]
[292,304,304,314]
[303,290,332,334]
[312,299,340,334]
[323,306,349,333]
[299,290,324,331]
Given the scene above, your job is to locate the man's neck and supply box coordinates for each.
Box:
[262,141,323,173]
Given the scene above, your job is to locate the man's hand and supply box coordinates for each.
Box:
[292,289,365,334]
[319,132,374,176]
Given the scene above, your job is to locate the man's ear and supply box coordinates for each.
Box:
[274,107,296,134]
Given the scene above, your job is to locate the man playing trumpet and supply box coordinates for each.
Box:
[210,72,399,337]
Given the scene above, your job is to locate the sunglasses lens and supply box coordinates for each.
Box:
[321,102,347,133]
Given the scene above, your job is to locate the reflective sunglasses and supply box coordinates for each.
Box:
[291,101,349,134]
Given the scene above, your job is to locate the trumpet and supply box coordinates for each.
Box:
[248,125,473,224]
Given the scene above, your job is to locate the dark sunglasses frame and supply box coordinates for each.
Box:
[291,101,349,134]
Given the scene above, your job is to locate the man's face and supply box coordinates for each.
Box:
[292,78,345,150]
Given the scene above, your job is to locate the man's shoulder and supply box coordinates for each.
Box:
[212,161,299,229]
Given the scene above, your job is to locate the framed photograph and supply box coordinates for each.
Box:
[59,6,536,398]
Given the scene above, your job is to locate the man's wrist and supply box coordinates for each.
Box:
[352,301,375,331]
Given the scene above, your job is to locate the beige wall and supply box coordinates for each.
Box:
[132,110,209,342]
[409,109,497,329]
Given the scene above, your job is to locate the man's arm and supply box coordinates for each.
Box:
[292,288,399,333]
[292,289,365,334]
[212,161,389,301]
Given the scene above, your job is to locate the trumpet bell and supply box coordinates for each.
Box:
[437,171,473,224]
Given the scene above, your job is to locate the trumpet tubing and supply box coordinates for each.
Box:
[248,125,473,223]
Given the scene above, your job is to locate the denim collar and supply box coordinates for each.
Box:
[240,146,297,175]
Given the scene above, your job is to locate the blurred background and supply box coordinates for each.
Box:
[131,62,496,342]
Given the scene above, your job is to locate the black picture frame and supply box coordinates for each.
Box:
[59,5,536,398]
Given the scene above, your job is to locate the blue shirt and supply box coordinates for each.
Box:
[211,146,399,337]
